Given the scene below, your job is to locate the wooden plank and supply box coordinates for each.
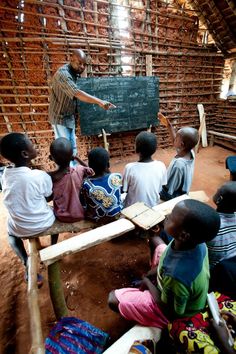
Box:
[153,190,209,215]
[122,202,165,230]
[145,55,152,76]
[208,130,236,141]
[40,219,135,266]
[33,219,96,238]
[103,325,162,354]
[197,103,208,147]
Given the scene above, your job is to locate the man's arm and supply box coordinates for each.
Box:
[158,112,176,145]
[75,90,116,110]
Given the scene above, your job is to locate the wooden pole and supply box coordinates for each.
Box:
[145,55,153,76]
[27,239,44,354]
[98,129,110,151]
[48,261,68,321]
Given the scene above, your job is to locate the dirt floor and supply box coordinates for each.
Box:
[0,145,233,354]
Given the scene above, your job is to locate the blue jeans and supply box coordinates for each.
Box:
[52,124,77,167]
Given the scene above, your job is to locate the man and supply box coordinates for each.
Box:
[49,49,115,158]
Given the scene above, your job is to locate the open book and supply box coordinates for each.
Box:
[121,202,165,230]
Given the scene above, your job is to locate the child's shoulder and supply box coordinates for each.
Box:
[29,168,52,183]
[124,161,139,170]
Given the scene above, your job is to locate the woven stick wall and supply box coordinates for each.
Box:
[0,0,225,168]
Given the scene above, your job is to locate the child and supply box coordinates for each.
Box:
[80,147,122,222]
[49,137,93,222]
[158,112,199,201]
[0,133,56,282]
[207,181,236,269]
[122,131,167,208]
[108,199,220,328]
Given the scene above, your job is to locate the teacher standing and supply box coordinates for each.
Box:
[49,49,115,158]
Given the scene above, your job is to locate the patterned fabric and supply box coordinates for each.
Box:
[168,292,236,354]
[128,340,155,354]
[49,64,80,128]
[81,173,122,221]
[45,317,109,354]
[207,212,236,268]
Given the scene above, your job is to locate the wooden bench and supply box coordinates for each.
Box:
[208,130,236,151]
[28,191,209,353]
[103,325,162,354]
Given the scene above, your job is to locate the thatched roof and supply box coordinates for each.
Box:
[187,0,236,56]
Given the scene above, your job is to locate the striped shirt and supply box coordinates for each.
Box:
[49,64,81,129]
[207,212,236,268]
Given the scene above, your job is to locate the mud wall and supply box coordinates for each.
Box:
[0,0,225,168]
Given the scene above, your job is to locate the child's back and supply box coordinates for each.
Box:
[81,147,122,222]
[3,166,55,236]
[49,137,93,222]
[123,131,167,208]
[0,132,55,281]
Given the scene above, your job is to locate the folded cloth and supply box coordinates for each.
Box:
[45,317,109,354]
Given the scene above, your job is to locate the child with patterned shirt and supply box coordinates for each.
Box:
[81,147,122,222]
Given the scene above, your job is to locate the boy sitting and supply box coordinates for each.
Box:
[207,181,236,269]
[108,199,220,327]
[122,131,167,208]
[49,137,93,222]
[0,133,56,283]
[81,147,122,222]
[208,182,236,297]
[158,112,198,201]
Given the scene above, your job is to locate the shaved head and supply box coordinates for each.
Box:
[178,127,199,150]
[71,49,86,61]
[50,137,73,167]
[70,49,86,74]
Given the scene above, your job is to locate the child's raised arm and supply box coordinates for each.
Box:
[158,112,176,145]
[73,155,88,167]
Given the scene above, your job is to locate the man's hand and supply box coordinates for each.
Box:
[99,101,116,110]
[158,112,169,127]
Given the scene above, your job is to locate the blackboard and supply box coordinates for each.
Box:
[78,76,159,136]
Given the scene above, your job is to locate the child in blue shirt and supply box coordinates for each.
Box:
[158,112,199,201]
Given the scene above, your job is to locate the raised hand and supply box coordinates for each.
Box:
[158,112,168,127]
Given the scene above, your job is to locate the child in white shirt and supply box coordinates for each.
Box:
[0,133,56,283]
[123,131,167,208]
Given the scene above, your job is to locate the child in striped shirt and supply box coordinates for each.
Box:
[207,181,236,269]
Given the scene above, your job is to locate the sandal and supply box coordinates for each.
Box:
[24,272,43,288]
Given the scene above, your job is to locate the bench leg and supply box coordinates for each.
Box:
[48,261,68,320]
[27,239,44,354]
[209,135,214,147]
